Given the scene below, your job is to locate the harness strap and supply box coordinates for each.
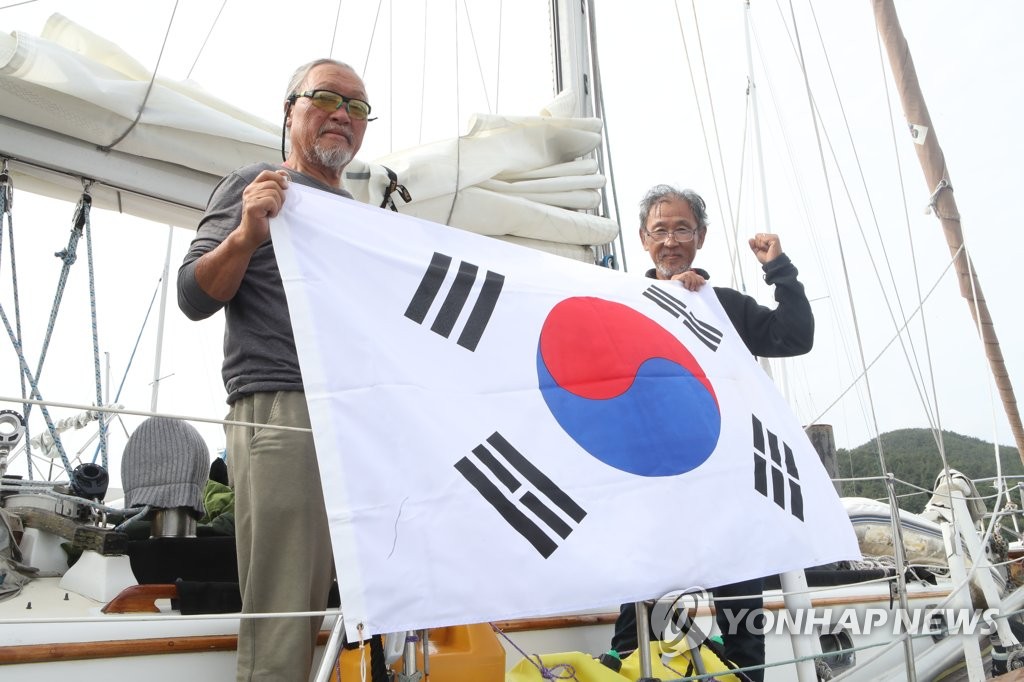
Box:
[378,165,412,212]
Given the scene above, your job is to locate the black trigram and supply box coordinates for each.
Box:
[752,415,803,521]
[641,285,723,351]
[454,431,587,558]
[404,252,504,351]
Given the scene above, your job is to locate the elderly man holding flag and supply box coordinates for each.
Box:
[610,184,815,681]
[178,58,372,682]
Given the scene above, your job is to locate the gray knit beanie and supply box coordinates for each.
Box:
[121,417,209,517]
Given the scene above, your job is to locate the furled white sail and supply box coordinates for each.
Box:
[0,14,618,261]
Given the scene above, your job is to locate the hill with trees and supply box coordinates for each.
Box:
[834,429,1022,514]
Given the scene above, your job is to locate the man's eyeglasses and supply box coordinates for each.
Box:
[291,89,373,120]
[644,228,699,243]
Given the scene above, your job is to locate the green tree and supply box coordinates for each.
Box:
[834,429,1022,514]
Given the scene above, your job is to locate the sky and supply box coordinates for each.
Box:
[0,0,1021,484]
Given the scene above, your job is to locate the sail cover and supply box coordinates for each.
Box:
[0,14,617,260]
[273,183,860,637]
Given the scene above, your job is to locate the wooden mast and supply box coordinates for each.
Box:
[871,0,1024,460]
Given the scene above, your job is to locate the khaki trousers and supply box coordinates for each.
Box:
[228,391,334,682]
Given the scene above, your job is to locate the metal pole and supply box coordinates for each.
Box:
[940,522,985,681]
[742,0,771,232]
[149,225,173,412]
[779,570,824,681]
[883,474,919,682]
[312,613,346,682]
[634,600,659,681]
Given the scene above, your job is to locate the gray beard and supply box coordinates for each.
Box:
[657,263,690,279]
[309,143,353,173]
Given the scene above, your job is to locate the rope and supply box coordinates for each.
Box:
[36,195,86,379]
[81,190,108,468]
[0,306,70,477]
[0,480,127,515]
[490,623,579,680]
[0,161,32,474]
[0,161,29,473]
[0,180,77,477]
[100,0,180,152]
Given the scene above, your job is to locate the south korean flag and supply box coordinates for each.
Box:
[272,183,859,638]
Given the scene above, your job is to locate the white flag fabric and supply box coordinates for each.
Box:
[272,183,860,638]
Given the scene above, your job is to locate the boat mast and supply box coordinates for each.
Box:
[871,0,1024,460]
[550,0,621,269]
[550,0,594,118]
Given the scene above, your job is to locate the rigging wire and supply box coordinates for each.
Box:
[461,0,493,114]
[745,3,864,419]
[688,0,740,263]
[389,0,393,152]
[361,0,385,81]
[783,0,883,467]
[418,1,429,144]
[865,3,951,463]
[494,0,503,112]
[671,1,739,288]
[783,6,917,672]
[786,3,996,566]
[957,192,1012,568]
[809,244,960,426]
[100,0,180,153]
[186,0,228,80]
[358,0,389,152]
[757,2,934,445]
[329,0,343,58]
[747,12,868,429]
[799,2,945,454]
[0,1,37,10]
[443,0,464,228]
[732,94,749,272]
[585,0,626,271]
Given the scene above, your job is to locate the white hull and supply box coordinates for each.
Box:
[0,564,1005,681]
[496,583,994,681]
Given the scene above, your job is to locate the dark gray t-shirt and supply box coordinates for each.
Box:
[177,162,353,403]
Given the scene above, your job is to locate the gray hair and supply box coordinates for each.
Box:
[638,184,710,233]
[284,58,358,102]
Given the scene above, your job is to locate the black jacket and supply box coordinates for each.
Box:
[645,253,814,358]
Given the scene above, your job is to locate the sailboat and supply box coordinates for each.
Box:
[1,1,1023,680]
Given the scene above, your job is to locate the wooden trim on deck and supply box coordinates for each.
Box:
[2,586,956,664]
[0,635,238,664]
[493,589,955,633]
[102,584,178,613]
[493,613,620,632]
[0,630,332,666]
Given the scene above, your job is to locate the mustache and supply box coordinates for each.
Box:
[318,123,352,143]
